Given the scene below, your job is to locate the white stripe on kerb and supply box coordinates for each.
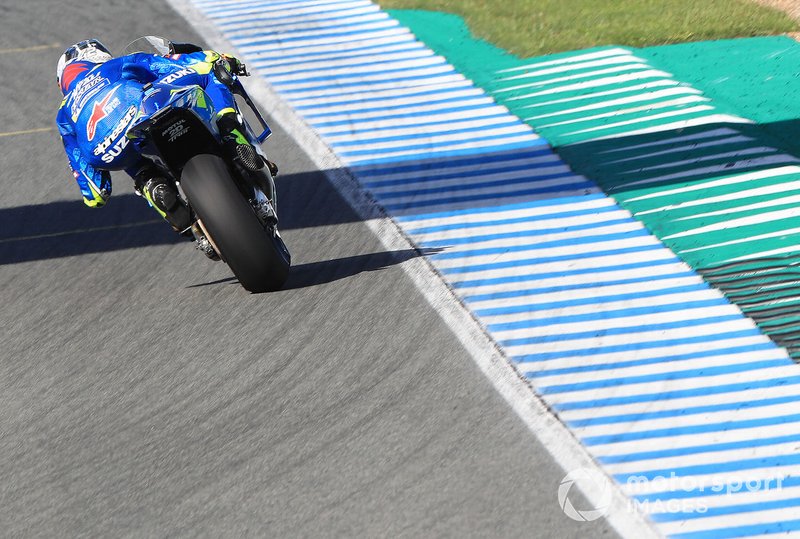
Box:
[663,208,800,240]
[228,15,394,38]
[210,0,373,20]
[235,30,415,57]
[262,49,437,75]
[636,179,800,215]
[496,47,634,73]
[680,226,800,253]
[521,335,774,375]
[495,64,655,94]
[526,87,703,120]
[504,70,677,101]
[627,166,800,202]
[279,74,470,99]
[605,135,754,165]
[536,96,710,128]
[518,80,680,110]
[560,369,794,421]
[674,194,800,222]
[573,400,800,440]
[306,100,501,123]
[543,365,795,409]
[496,55,642,82]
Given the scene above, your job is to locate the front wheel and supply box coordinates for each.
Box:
[181,154,290,292]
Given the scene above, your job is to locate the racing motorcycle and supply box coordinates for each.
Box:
[123,36,289,292]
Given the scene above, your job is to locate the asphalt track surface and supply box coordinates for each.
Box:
[0,1,619,536]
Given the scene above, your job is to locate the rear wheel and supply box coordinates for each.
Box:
[181,154,290,292]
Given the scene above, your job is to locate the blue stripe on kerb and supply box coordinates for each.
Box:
[462,268,693,298]
[443,244,668,276]
[204,0,336,14]
[433,229,650,260]
[554,374,800,412]
[278,69,461,93]
[193,1,800,534]
[406,205,620,235]
[251,43,427,65]
[322,109,509,134]
[294,84,477,111]
[204,0,357,15]
[420,217,634,248]
[349,140,547,167]
[383,182,594,210]
[535,342,777,379]
[652,508,800,528]
[492,299,729,331]
[569,391,799,428]
[645,480,800,509]
[475,283,712,316]
[505,315,746,349]
[600,431,800,464]
[519,329,763,366]
[303,103,498,126]
[634,476,800,502]
[365,156,561,189]
[355,148,554,178]
[582,407,800,446]
[329,119,522,147]
[227,20,399,44]
[223,12,387,36]
[377,171,578,201]
[210,2,376,22]
[271,59,448,86]
[234,31,414,56]
[229,18,401,43]
[217,6,377,26]
[617,451,800,482]
[231,29,409,52]
[267,54,444,82]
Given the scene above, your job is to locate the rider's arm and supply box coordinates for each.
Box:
[163,49,247,77]
[56,102,111,208]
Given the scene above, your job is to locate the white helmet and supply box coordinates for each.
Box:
[56,39,112,93]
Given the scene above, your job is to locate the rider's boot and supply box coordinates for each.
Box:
[217,109,279,176]
[134,170,192,236]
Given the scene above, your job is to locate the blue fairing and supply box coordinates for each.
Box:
[130,83,217,139]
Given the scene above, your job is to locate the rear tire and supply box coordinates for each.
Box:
[181,154,290,292]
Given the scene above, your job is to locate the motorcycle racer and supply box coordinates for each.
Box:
[55,38,274,235]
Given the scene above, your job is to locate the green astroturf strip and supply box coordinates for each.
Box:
[387,8,800,354]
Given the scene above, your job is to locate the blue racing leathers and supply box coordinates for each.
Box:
[56,50,238,207]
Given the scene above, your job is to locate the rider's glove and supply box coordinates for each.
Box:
[83,188,110,208]
[221,53,248,76]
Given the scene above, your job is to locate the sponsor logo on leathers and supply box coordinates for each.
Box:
[86,90,120,141]
[70,72,110,119]
[93,105,137,163]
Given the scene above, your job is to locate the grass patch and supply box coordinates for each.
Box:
[376,0,798,57]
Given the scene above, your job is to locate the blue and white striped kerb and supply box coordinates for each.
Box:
[189,0,800,535]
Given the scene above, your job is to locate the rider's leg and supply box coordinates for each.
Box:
[203,78,279,176]
[128,162,192,235]
[216,107,263,172]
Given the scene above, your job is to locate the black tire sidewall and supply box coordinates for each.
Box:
[181,154,289,292]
